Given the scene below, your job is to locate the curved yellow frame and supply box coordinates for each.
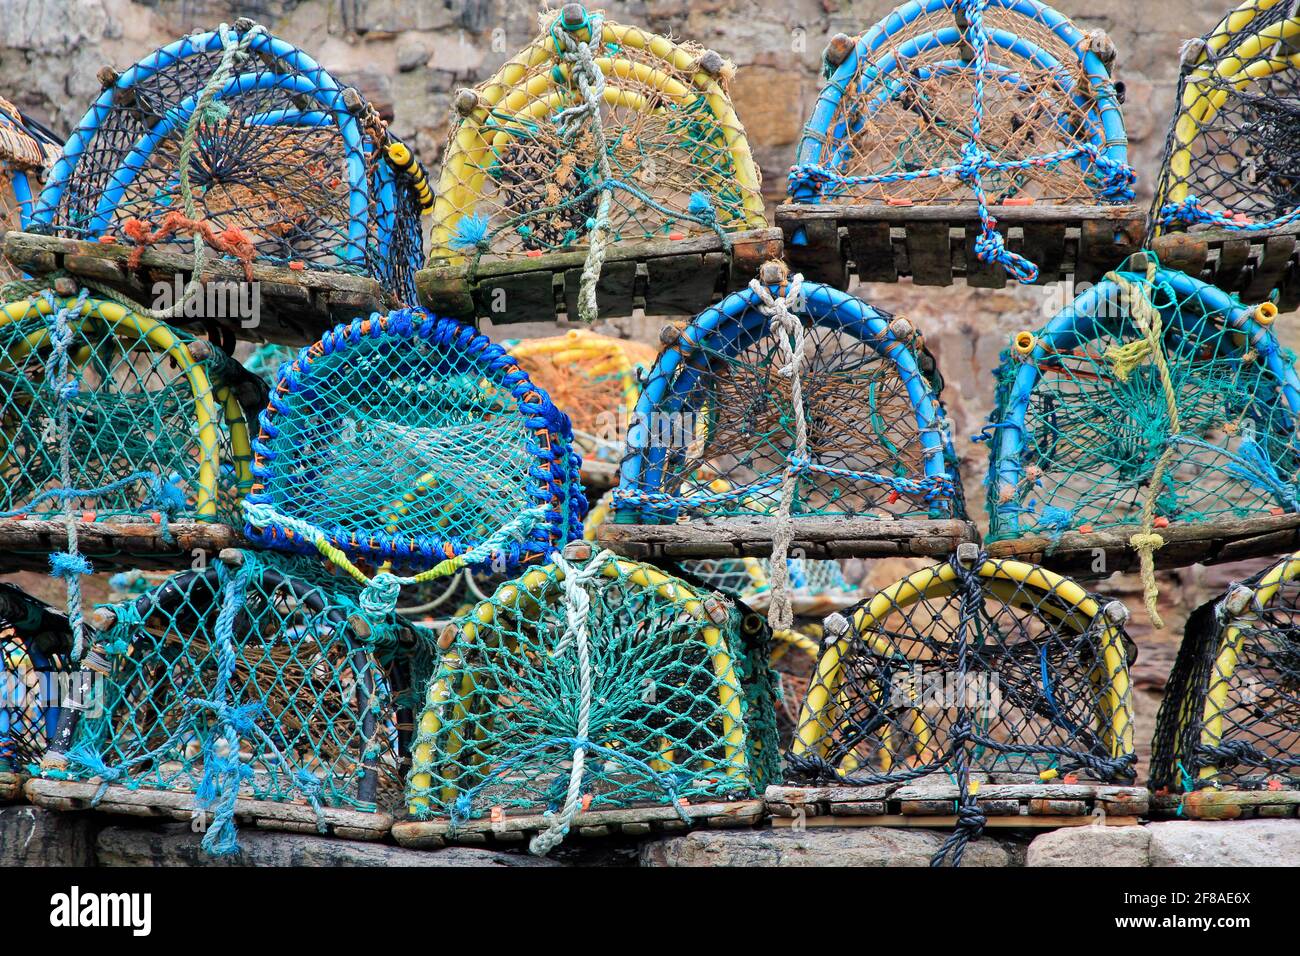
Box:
[408,554,748,813]
[430,16,767,264]
[791,559,1134,778]
[1166,0,1300,206]
[1199,550,1300,780]
[0,297,252,518]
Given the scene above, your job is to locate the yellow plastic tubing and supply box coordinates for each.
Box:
[430,18,767,263]
[510,328,652,415]
[790,559,1134,778]
[408,555,749,813]
[1197,550,1300,779]
[0,297,253,518]
[1165,0,1300,207]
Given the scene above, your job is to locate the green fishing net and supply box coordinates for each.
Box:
[405,547,779,854]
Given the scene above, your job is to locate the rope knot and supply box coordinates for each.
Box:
[360,572,402,617]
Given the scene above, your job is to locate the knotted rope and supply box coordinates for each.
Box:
[41,289,92,661]
[554,17,612,325]
[749,273,807,631]
[1103,258,1174,627]
[528,547,616,855]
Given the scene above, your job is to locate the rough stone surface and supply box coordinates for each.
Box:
[1027,825,1152,867]
[0,805,97,866]
[1147,820,1300,867]
[95,823,560,867]
[640,826,1015,867]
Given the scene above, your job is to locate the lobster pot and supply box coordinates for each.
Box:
[56,552,437,827]
[430,4,766,266]
[612,278,965,529]
[985,265,1300,552]
[0,295,253,523]
[509,330,657,486]
[405,550,779,848]
[1152,552,1300,796]
[785,0,1133,281]
[32,23,428,302]
[245,309,585,573]
[1152,1,1300,238]
[789,554,1137,787]
[0,585,72,777]
[0,97,59,283]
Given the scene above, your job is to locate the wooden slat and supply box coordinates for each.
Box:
[3,231,388,347]
[776,204,1145,287]
[845,221,897,283]
[597,516,979,561]
[772,813,1141,829]
[391,799,764,849]
[1246,233,1298,302]
[1150,224,1300,313]
[905,220,953,285]
[1151,789,1300,821]
[0,519,246,573]
[1021,221,1068,283]
[24,778,392,841]
[963,222,1008,289]
[985,512,1300,579]
[562,259,638,320]
[417,227,783,325]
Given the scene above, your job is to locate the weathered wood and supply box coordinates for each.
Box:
[0,518,246,573]
[417,227,784,324]
[391,799,765,849]
[24,778,392,840]
[772,813,1141,829]
[3,231,390,346]
[765,781,1149,825]
[845,222,897,282]
[0,771,24,804]
[596,516,979,561]
[1150,224,1300,313]
[777,203,1147,287]
[986,512,1300,579]
[1151,789,1300,821]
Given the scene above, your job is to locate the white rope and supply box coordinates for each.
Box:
[748,274,807,631]
[529,547,616,855]
[555,21,612,325]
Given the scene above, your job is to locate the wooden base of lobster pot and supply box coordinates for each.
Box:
[766,780,1149,830]
[1151,224,1299,313]
[984,512,1300,580]
[0,771,26,803]
[392,798,765,849]
[1150,788,1300,821]
[4,231,390,346]
[776,203,1146,288]
[416,227,784,325]
[24,777,392,842]
[596,516,979,561]
[0,518,247,573]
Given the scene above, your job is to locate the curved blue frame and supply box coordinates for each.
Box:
[32,28,397,274]
[246,308,587,571]
[791,0,1128,203]
[615,281,958,524]
[988,268,1300,536]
